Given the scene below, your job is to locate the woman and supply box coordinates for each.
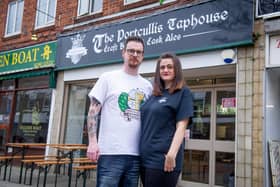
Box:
[140,53,193,187]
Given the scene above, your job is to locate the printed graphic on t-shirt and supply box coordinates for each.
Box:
[158,97,168,103]
[118,88,146,121]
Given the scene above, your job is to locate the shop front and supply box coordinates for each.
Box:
[60,52,237,187]
[0,41,56,154]
[257,1,280,185]
[53,0,253,186]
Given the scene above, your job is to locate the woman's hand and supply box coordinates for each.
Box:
[164,119,189,172]
[164,153,176,172]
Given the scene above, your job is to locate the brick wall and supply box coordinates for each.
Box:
[0,0,60,51]
[0,0,195,52]
[236,19,265,187]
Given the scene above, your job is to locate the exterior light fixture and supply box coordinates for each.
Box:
[31,34,38,41]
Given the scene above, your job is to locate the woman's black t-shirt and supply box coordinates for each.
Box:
[140,87,193,171]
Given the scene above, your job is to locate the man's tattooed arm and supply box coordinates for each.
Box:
[87,97,101,161]
[87,97,102,138]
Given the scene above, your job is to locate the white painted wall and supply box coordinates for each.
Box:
[64,49,236,81]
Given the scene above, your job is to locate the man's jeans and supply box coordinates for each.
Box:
[96,155,140,187]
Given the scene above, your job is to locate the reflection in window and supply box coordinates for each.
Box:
[18,76,49,89]
[64,84,92,156]
[78,0,103,16]
[0,93,13,124]
[182,150,209,184]
[124,0,141,5]
[216,91,236,141]
[5,0,24,36]
[0,80,15,90]
[215,152,235,186]
[35,0,56,28]
[189,91,211,140]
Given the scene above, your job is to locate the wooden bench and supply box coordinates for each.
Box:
[0,154,46,161]
[21,156,57,185]
[34,157,94,187]
[35,159,71,187]
[0,154,46,181]
[73,164,97,187]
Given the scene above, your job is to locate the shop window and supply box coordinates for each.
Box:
[0,129,7,152]
[186,78,213,86]
[216,77,236,84]
[35,0,56,28]
[186,77,235,86]
[78,0,103,16]
[257,0,280,17]
[18,76,49,89]
[12,89,51,143]
[0,93,13,124]
[5,0,24,36]
[0,80,15,91]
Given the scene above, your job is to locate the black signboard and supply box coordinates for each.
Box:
[56,0,253,70]
[258,0,280,16]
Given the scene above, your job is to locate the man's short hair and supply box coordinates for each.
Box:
[124,36,145,50]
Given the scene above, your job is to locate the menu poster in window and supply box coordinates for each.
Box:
[269,140,280,187]
[222,97,236,108]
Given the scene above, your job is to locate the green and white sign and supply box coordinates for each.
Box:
[0,41,56,75]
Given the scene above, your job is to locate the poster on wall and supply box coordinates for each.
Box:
[269,140,280,187]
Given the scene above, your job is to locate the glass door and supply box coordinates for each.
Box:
[181,87,235,187]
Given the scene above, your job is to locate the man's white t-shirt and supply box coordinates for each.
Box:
[88,70,152,156]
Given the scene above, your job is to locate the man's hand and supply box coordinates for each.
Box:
[87,142,100,161]
[164,153,176,172]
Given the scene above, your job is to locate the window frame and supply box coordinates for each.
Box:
[256,0,280,18]
[124,0,142,5]
[5,0,24,37]
[77,0,103,17]
[35,0,57,29]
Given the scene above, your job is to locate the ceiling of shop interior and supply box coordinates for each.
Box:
[183,64,236,78]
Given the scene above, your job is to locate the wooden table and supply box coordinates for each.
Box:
[51,144,88,187]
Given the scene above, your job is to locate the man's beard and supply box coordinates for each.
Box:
[128,61,140,68]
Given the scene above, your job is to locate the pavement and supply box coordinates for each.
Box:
[0,166,96,187]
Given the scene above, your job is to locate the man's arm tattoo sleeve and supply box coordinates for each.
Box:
[87,97,101,137]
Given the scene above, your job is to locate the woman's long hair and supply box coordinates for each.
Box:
[153,53,185,96]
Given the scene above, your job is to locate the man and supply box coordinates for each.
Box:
[87,36,152,187]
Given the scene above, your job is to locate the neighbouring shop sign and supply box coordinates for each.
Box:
[0,41,56,75]
[257,0,280,16]
[56,0,253,70]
